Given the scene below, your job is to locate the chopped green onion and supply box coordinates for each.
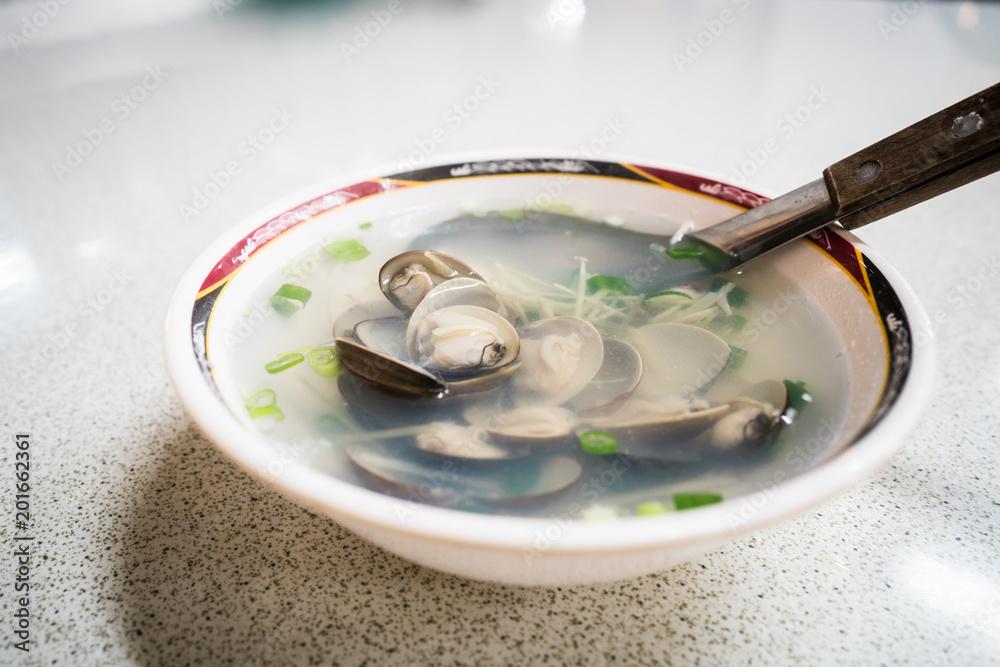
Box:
[246,388,277,408]
[359,222,373,230]
[643,289,693,301]
[306,347,341,377]
[265,351,305,374]
[325,239,370,262]
[270,296,297,316]
[725,346,747,371]
[635,501,670,516]
[783,379,811,412]
[579,430,618,455]
[728,315,748,332]
[246,405,285,421]
[727,286,750,308]
[667,245,706,260]
[270,283,312,316]
[245,389,284,421]
[499,208,525,221]
[673,492,723,511]
[274,283,311,303]
[666,240,735,272]
[586,275,632,295]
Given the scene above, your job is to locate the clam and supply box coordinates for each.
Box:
[335,336,447,398]
[380,251,483,311]
[414,422,513,460]
[705,380,787,450]
[570,338,643,412]
[405,277,508,356]
[483,406,577,446]
[514,316,604,405]
[588,397,730,439]
[337,301,520,397]
[408,304,519,375]
[333,300,403,338]
[347,446,582,504]
[353,316,408,360]
[629,322,731,399]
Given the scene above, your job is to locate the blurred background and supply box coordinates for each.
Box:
[2,2,999,665]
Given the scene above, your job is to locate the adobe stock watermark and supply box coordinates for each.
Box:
[179,107,293,220]
[340,0,403,62]
[919,253,999,346]
[51,65,169,178]
[6,0,72,52]
[728,84,833,185]
[673,0,752,72]
[878,0,925,40]
[546,0,586,28]
[18,267,134,383]
[396,75,501,172]
[522,457,634,562]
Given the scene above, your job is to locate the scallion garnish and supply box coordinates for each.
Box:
[265,351,305,374]
[635,501,669,516]
[359,222,373,230]
[500,209,525,221]
[643,289,693,301]
[270,283,312,316]
[783,379,811,412]
[306,347,341,377]
[727,286,750,308]
[673,492,723,511]
[244,389,285,421]
[325,239,370,262]
[579,430,618,455]
[728,315,748,331]
[586,275,632,295]
[725,346,747,371]
[665,240,734,272]
[666,245,705,260]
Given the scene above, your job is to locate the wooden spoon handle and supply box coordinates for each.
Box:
[824,82,1000,225]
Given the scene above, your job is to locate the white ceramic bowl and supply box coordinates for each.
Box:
[164,155,934,586]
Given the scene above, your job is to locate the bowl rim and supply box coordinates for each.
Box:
[164,151,935,555]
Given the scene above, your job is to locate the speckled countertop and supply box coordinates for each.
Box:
[2,1,999,664]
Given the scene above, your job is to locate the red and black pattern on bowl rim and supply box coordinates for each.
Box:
[190,158,912,433]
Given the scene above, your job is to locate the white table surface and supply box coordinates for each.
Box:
[2,1,999,664]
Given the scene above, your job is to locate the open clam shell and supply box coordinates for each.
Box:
[347,447,582,504]
[570,338,643,412]
[414,422,517,460]
[335,336,447,398]
[588,398,731,439]
[353,316,408,360]
[333,301,403,339]
[405,277,509,357]
[409,304,520,376]
[514,316,604,406]
[379,250,483,311]
[630,322,731,399]
[483,406,577,447]
[705,379,788,450]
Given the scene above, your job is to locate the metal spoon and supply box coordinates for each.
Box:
[673,82,999,272]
